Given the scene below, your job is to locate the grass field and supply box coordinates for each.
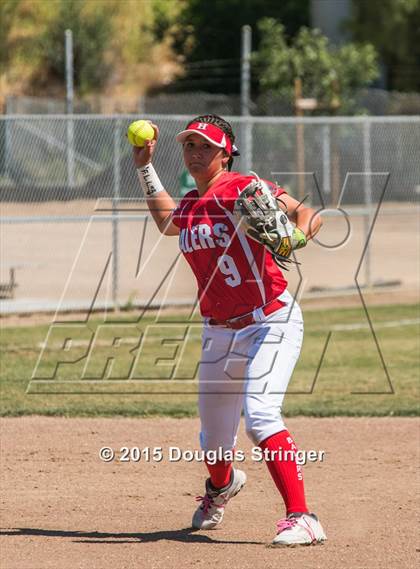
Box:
[1,303,419,417]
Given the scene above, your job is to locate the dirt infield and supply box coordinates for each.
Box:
[1,417,418,569]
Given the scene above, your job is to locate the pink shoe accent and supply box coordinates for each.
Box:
[195,494,225,514]
[276,517,298,533]
[276,516,316,541]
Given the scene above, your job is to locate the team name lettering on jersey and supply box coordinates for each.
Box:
[179,223,230,253]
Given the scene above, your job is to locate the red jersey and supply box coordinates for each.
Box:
[172,172,288,320]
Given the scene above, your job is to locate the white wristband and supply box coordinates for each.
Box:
[136,163,165,197]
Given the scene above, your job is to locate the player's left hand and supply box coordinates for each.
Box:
[233,174,307,269]
[259,220,307,260]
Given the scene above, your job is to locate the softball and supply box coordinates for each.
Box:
[127,120,155,147]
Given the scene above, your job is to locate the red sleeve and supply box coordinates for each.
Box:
[171,214,181,228]
[271,182,287,199]
[171,203,182,228]
[171,189,198,228]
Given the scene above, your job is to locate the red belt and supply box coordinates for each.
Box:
[208,297,285,330]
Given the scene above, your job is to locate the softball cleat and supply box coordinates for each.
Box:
[272,512,327,547]
[192,468,247,530]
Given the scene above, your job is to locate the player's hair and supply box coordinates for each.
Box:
[187,114,237,171]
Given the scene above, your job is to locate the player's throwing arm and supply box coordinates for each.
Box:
[128,120,179,236]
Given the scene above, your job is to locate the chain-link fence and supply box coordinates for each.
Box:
[1,115,419,204]
[1,115,419,313]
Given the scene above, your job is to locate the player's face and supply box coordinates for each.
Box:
[183,134,227,180]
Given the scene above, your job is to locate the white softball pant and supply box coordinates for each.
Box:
[199,290,304,451]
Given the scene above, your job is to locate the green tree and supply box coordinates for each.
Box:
[151,0,185,42]
[161,0,309,92]
[347,0,420,91]
[38,0,114,94]
[0,0,19,71]
[254,19,379,114]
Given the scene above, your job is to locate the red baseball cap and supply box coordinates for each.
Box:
[176,121,240,156]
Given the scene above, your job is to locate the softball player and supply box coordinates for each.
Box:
[133,115,326,546]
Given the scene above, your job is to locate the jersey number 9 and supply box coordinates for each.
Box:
[217,254,242,288]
